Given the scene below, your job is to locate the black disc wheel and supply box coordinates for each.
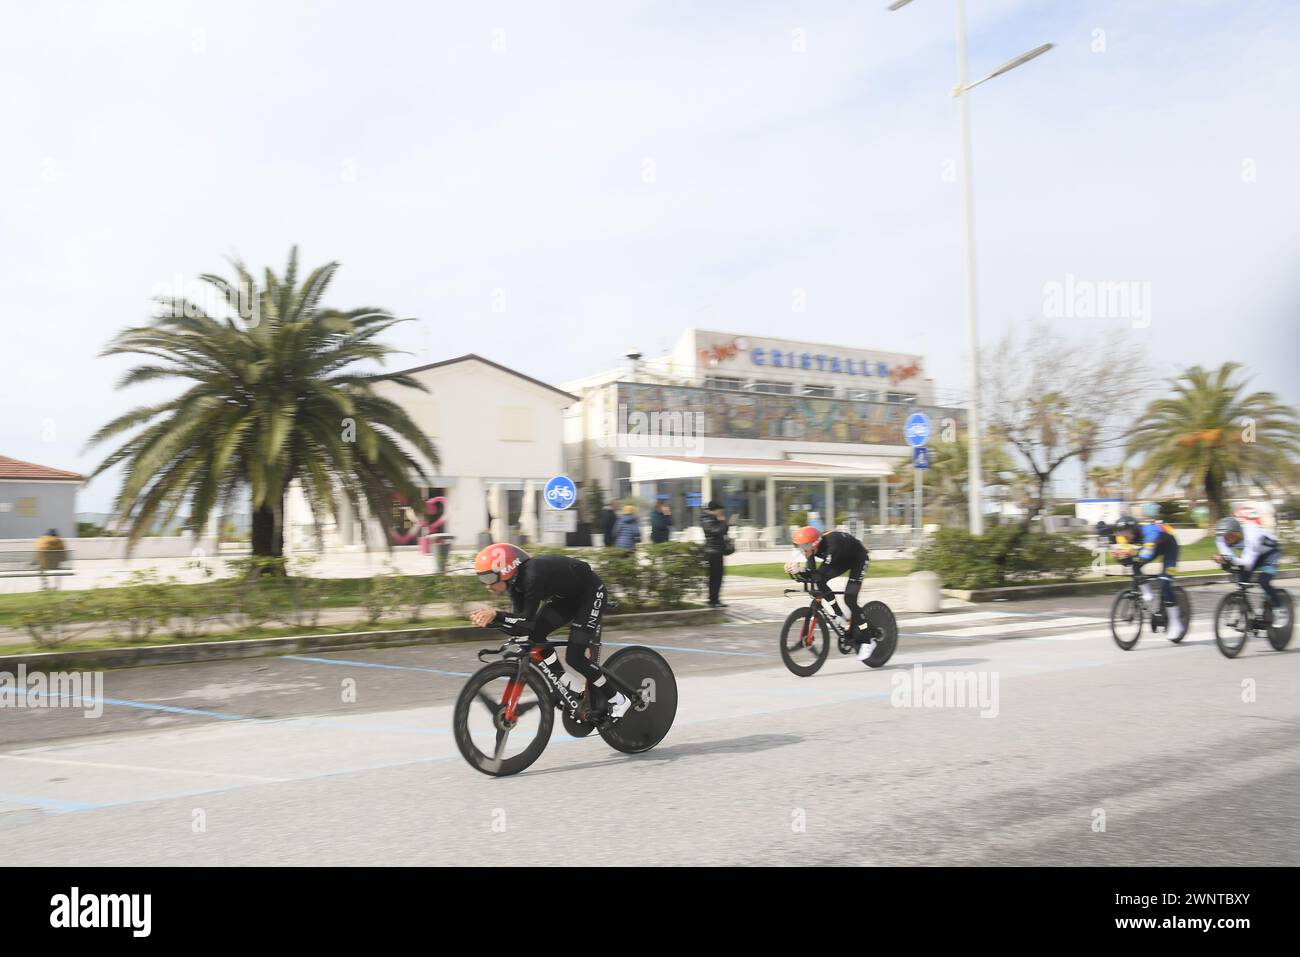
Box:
[598,646,678,754]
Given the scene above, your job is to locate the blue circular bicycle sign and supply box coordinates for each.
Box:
[904,412,931,448]
[544,475,577,510]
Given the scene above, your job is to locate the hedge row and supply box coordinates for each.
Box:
[914,527,1093,589]
[17,545,709,648]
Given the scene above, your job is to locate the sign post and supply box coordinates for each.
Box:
[905,414,932,541]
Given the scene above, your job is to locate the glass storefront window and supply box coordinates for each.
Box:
[832,479,881,528]
[632,479,702,531]
[776,481,827,531]
[714,475,768,527]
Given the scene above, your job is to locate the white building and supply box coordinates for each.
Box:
[562,329,965,539]
[286,354,576,551]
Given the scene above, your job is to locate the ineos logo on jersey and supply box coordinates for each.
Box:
[49,887,151,937]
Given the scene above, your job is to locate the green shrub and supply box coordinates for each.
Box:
[19,586,99,647]
[529,542,705,610]
[435,572,491,617]
[915,527,1092,589]
[364,565,406,624]
[100,569,171,642]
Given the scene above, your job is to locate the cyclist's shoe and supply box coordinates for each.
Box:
[1150,612,1167,632]
[591,691,632,725]
[1271,604,1290,629]
[1166,606,1182,636]
[856,639,878,662]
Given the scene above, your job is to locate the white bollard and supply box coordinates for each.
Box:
[906,570,942,614]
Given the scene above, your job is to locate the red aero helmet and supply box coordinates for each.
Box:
[473,543,531,584]
[792,526,822,547]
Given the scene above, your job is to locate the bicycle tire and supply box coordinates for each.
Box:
[1110,591,1142,650]
[453,660,555,776]
[1267,589,1293,651]
[598,646,678,754]
[1214,592,1250,659]
[779,606,831,677]
[860,601,898,668]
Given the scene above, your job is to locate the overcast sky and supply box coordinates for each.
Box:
[3,0,1297,513]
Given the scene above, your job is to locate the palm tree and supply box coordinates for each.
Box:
[1126,363,1300,521]
[86,248,439,560]
[890,437,1016,528]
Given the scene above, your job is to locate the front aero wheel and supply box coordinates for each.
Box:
[780,607,830,676]
[1213,592,1250,658]
[453,661,554,776]
[1110,591,1143,650]
[860,601,898,668]
[598,646,678,754]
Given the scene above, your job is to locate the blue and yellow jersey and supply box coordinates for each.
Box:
[1113,521,1178,567]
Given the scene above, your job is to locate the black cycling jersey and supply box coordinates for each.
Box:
[805,531,870,584]
[496,554,601,638]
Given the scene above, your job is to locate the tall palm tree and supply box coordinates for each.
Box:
[86,248,439,560]
[1126,363,1300,521]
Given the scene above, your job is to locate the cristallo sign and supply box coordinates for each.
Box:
[697,334,923,386]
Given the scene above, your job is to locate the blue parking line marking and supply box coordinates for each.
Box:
[284,655,472,677]
[601,641,771,658]
[0,792,106,812]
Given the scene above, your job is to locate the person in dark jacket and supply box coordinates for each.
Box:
[612,505,642,550]
[650,502,672,544]
[601,499,620,546]
[701,500,729,607]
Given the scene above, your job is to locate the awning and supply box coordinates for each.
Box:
[625,454,892,482]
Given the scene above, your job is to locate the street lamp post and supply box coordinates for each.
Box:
[888,0,1053,536]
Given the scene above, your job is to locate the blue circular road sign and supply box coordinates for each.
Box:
[904,412,931,448]
[544,475,578,510]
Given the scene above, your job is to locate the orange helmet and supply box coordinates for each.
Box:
[792,526,822,547]
[473,543,531,585]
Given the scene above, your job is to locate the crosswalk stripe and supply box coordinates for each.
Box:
[925,616,1103,638]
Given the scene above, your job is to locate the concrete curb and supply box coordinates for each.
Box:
[943,571,1237,602]
[0,606,725,673]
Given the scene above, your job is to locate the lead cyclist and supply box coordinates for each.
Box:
[469,543,632,720]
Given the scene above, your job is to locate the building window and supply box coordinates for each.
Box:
[885,392,917,404]
[747,381,793,395]
[704,375,743,391]
[801,384,834,398]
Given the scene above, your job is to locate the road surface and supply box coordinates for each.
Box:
[2,578,1297,865]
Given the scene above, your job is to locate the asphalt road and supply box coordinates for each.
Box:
[2,578,1297,865]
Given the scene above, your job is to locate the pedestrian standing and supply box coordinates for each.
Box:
[650,502,672,544]
[613,504,642,550]
[701,500,729,607]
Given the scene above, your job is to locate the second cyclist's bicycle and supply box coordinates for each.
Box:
[779,575,897,676]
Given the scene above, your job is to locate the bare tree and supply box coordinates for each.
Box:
[983,322,1150,530]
